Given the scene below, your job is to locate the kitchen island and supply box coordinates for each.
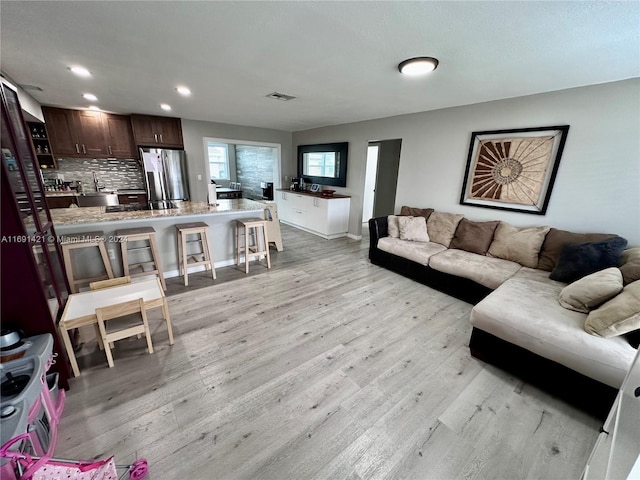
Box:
[49,199,267,281]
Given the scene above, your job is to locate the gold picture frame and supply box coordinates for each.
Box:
[459,125,569,215]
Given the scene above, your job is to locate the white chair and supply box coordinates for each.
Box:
[95,298,154,368]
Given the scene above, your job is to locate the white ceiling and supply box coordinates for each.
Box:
[2,1,638,132]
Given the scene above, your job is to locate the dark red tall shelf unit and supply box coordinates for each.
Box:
[1,77,71,387]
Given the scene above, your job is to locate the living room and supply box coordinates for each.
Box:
[1,2,639,479]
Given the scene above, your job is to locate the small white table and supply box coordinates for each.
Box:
[58,278,173,376]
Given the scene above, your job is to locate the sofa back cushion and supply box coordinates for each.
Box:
[398,216,430,242]
[537,228,616,271]
[487,222,550,268]
[620,247,640,285]
[549,236,628,283]
[426,211,464,247]
[400,206,434,222]
[450,218,500,255]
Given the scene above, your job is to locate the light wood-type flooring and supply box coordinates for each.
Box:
[58,224,600,479]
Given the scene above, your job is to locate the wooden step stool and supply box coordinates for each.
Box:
[115,226,166,290]
[174,222,216,286]
[235,218,271,274]
[60,231,114,293]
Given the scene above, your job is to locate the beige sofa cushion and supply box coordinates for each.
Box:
[377,237,446,266]
[429,249,521,289]
[559,267,623,313]
[470,267,636,388]
[488,222,550,268]
[620,247,640,285]
[537,228,616,271]
[450,218,499,255]
[398,216,429,242]
[387,215,400,238]
[585,281,640,338]
[426,212,464,247]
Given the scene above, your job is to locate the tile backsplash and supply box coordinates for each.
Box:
[42,158,145,192]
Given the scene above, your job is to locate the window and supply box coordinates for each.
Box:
[303,152,337,177]
[207,142,229,181]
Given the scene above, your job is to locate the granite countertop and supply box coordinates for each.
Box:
[49,199,266,226]
[276,188,351,199]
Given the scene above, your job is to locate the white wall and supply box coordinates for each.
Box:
[181,118,292,202]
[292,79,640,245]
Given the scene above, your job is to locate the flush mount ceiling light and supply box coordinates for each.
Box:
[83,93,98,101]
[69,65,92,77]
[176,86,191,96]
[160,103,172,111]
[398,57,439,76]
[88,105,100,111]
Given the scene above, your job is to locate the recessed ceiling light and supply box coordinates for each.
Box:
[88,105,100,111]
[83,93,98,101]
[398,57,439,76]
[176,86,191,96]
[69,66,92,77]
[160,103,172,111]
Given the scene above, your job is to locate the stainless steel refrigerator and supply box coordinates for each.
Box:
[140,147,190,208]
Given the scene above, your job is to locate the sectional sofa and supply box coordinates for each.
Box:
[369,207,640,418]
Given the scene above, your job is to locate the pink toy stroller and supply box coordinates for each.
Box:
[0,433,148,480]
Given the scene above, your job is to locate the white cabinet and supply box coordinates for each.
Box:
[276,191,350,239]
[583,348,640,479]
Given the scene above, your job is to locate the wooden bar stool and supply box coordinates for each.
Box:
[115,226,166,290]
[60,231,114,293]
[235,218,271,274]
[174,222,216,286]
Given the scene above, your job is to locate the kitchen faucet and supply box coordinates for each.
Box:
[93,171,105,192]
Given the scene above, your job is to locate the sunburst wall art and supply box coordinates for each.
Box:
[459,125,569,215]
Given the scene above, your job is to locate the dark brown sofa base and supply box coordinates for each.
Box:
[470,328,617,420]
[368,217,492,305]
[368,215,617,420]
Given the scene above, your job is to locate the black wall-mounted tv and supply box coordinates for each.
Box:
[297,142,348,187]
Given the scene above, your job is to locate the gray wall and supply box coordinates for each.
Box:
[292,79,640,245]
[236,145,277,199]
[181,119,292,202]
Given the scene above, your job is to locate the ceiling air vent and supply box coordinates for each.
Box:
[266,92,296,101]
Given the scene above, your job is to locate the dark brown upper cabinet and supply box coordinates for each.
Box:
[42,107,138,159]
[103,113,137,158]
[42,107,79,157]
[75,110,108,157]
[131,114,183,148]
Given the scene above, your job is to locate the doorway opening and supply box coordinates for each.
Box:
[362,139,402,223]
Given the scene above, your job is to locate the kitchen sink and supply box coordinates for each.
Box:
[76,193,119,207]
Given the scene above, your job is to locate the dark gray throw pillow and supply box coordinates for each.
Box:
[550,237,628,283]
